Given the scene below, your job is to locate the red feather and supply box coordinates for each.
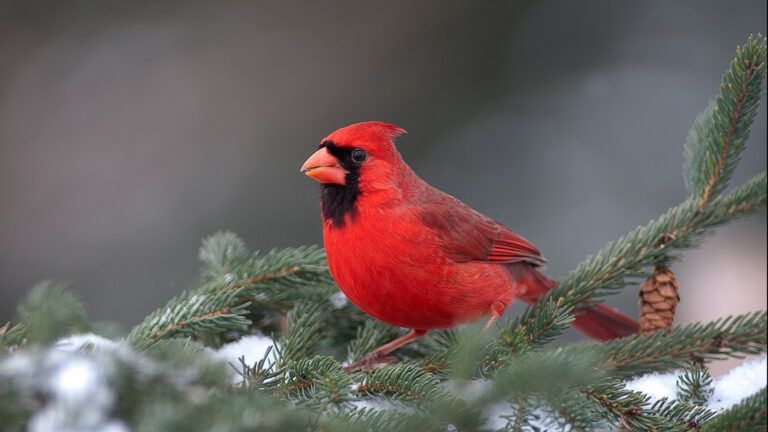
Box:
[418,191,547,267]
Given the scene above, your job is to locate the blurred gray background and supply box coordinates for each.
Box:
[1,0,766,351]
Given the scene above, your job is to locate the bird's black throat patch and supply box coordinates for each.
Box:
[319,141,361,228]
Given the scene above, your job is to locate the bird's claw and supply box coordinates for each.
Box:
[343,351,397,372]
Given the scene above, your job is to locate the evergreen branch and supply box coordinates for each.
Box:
[685,35,767,208]
[321,407,443,432]
[502,37,767,350]
[650,398,717,431]
[128,288,251,349]
[15,280,90,346]
[356,364,448,405]
[676,362,714,406]
[0,374,29,431]
[585,381,716,431]
[281,356,355,408]
[582,380,652,430]
[417,329,461,373]
[0,322,26,352]
[510,170,766,347]
[490,297,574,359]
[218,266,302,294]
[702,388,767,431]
[710,171,767,217]
[598,310,766,376]
[556,171,765,311]
[134,389,311,431]
[232,346,281,390]
[535,389,608,431]
[128,232,330,349]
[278,300,330,364]
[480,349,604,406]
[347,320,401,364]
[198,230,249,280]
[150,305,250,339]
[500,396,531,432]
[479,347,722,430]
[356,364,482,431]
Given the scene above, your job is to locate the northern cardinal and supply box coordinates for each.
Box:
[301,121,638,367]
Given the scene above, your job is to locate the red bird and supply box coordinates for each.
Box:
[301,121,638,366]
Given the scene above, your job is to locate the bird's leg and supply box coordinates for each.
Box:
[482,301,506,332]
[345,329,428,371]
[375,328,428,355]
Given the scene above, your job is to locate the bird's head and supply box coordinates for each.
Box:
[300,121,407,192]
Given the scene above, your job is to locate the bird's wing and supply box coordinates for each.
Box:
[418,191,547,267]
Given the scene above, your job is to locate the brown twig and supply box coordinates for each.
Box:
[152,307,232,339]
[214,266,302,296]
[357,383,424,403]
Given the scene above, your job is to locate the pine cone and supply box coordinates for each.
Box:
[639,265,680,334]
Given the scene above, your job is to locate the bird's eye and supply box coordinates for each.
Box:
[351,149,368,163]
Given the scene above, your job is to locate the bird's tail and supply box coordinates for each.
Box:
[516,265,639,341]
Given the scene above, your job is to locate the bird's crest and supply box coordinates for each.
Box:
[323,121,406,147]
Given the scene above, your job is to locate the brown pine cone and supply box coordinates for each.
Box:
[639,265,680,334]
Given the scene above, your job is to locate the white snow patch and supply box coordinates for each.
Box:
[349,398,404,411]
[216,334,278,366]
[0,351,34,377]
[51,358,100,400]
[330,291,349,309]
[623,358,767,411]
[453,379,490,402]
[213,333,279,383]
[54,333,122,353]
[624,372,679,402]
[187,294,208,312]
[707,358,767,412]
[29,353,118,432]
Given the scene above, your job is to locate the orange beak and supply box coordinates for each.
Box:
[300,147,346,185]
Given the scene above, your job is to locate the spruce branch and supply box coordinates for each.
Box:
[475,350,713,430]
[491,297,574,359]
[198,230,249,281]
[676,362,714,406]
[128,288,252,349]
[552,170,765,312]
[347,320,401,364]
[15,280,90,346]
[128,232,330,349]
[598,310,766,376]
[584,381,716,431]
[542,389,607,431]
[232,346,281,391]
[354,364,483,430]
[701,388,767,431]
[279,300,331,364]
[684,35,767,208]
[0,322,26,353]
[504,170,766,349]
[321,407,442,432]
[356,363,450,405]
[499,396,532,432]
[281,356,354,408]
[499,36,767,350]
